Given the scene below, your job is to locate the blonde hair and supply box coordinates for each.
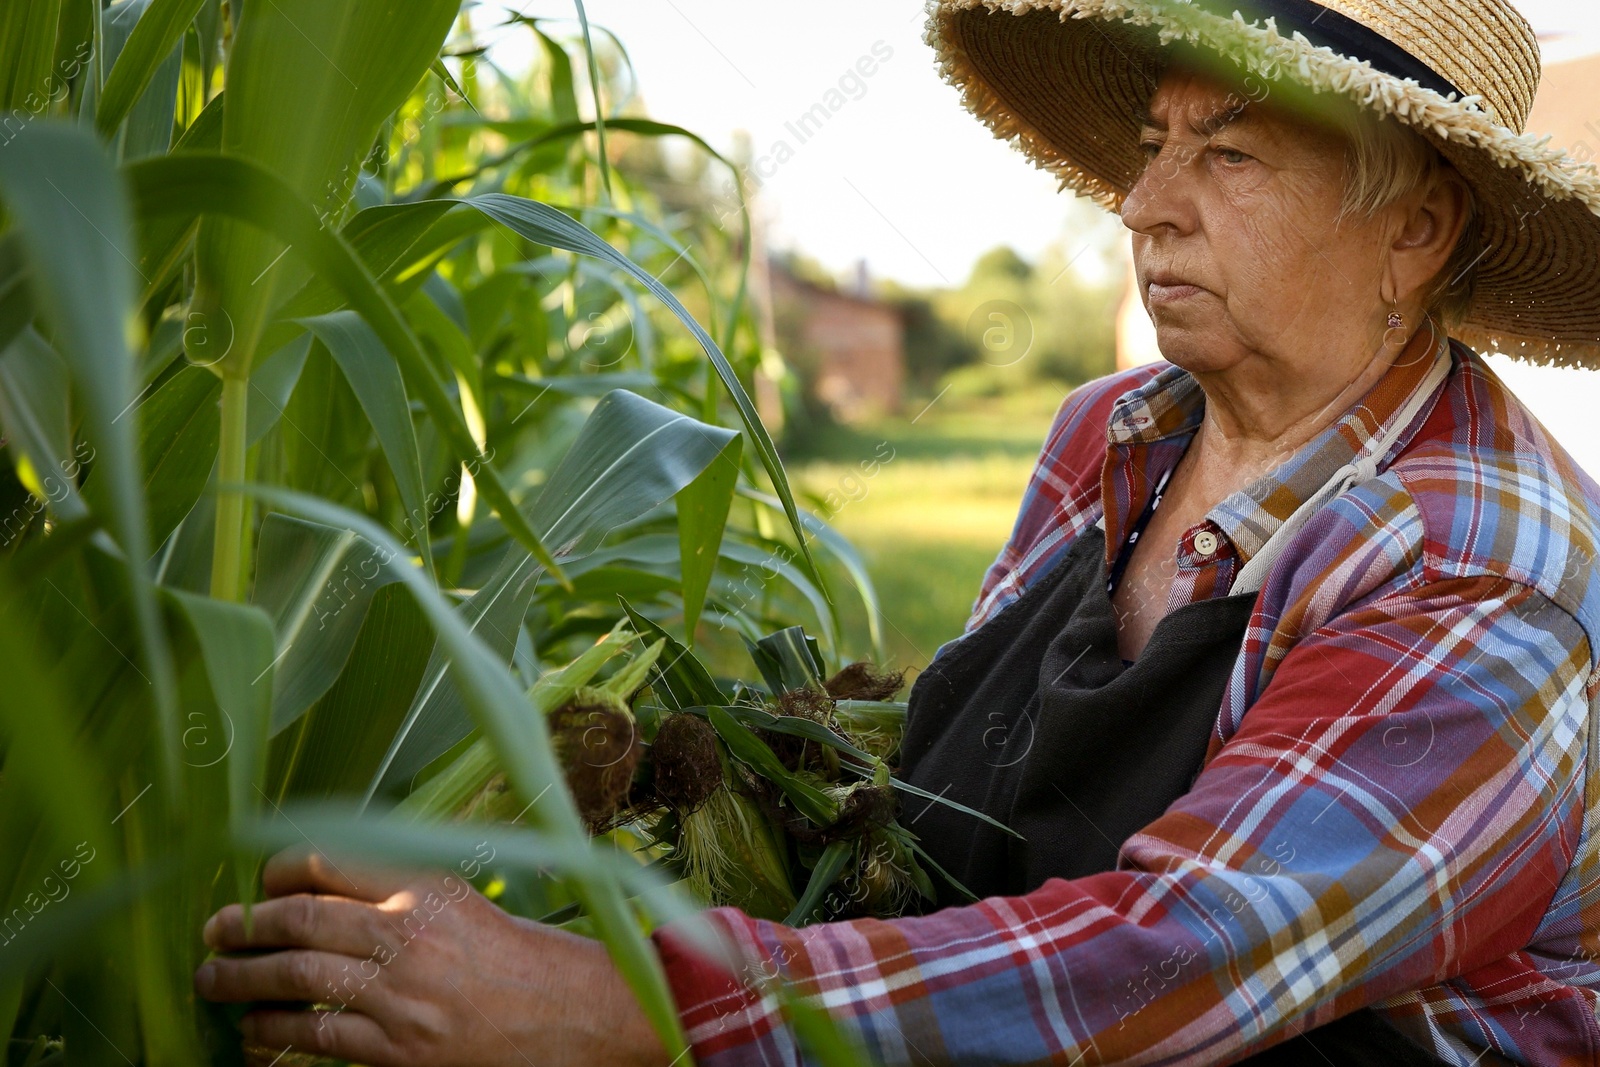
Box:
[1332,105,1483,328]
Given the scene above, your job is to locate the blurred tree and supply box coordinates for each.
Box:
[884,293,972,391]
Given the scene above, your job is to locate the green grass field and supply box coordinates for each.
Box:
[785,383,1073,676]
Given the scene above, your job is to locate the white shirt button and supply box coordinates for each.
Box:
[1193,530,1219,556]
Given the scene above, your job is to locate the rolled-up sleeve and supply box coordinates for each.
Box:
[650,574,1593,1066]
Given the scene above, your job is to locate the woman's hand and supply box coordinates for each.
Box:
[193,846,671,1067]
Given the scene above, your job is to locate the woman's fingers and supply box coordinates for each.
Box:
[260,845,417,902]
[203,894,401,958]
[196,882,669,1067]
[240,1009,396,1065]
[194,948,385,1009]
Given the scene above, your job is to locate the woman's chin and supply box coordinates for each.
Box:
[1150,324,1240,373]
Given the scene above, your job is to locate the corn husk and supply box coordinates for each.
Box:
[623,633,957,924]
[400,614,991,927]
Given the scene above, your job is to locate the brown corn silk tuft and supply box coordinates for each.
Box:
[650,712,723,815]
[550,693,642,832]
[824,660,908,701]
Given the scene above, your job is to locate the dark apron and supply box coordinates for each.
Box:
[898,522,1446,1066]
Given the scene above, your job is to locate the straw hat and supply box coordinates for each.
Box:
[922,0,1600,368]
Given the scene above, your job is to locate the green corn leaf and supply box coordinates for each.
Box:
[419,270,468,329]
[784,839,854,927]
[676,434,740,645]
[535,900,585,926]
[569,0,612,202]
[343,200,465,281]
[902,834,981,904]
[532,24,578,126]
[0,328,88,524]
[428,57,478,115]
[0,122,180,790]
[742,485,887,661]
[130,91,225,307]
[0,0,63,112]
[244,332,313,446]
[369,388,739,797]
[768,620,825,687]
[296,310,432,571]
[365,542,543,802]
[190,0,462,377]
[742,637,790,700]
[95,0,204,137]
[715,704,879,767]
[494,369,657,399]
[123,152,574,590]
[163,589,275,908]
[418,115,757,379]
[704,705,838,826]
[554,257,659,372]
[173,84,225,151]
[275,338,370,510]
[416,117,729,203]
[838,758,1024,841]
[0,571,110,893]
[597,636,666,702]
[564,204,720,345]
[0,232,31,358]
[461,193,817,580]
[136,362,221,549]
[539,533,682,580]
[722,544,839,652]
[404,283,481,404]
[244,802,714,940]
[138,311,185,387]
[250,513,403,734]
[191,0,221,84]
[241,485,690,1058]
[370,386,741,795]
[745,625,826,696]
[561,569,680,607]
[527,388,739,561]
[617,596,729,710]
[271,584,434,799]
[97,0,195,159]
[260,199,458,354]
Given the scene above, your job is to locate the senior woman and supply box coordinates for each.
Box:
[193,0,1600,1063]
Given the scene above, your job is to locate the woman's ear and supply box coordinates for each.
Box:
[1390,167,1472,307]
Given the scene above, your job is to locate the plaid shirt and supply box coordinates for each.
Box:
[651,328,1600,1066]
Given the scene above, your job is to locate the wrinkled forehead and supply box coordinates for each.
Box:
[1139,48,1354,142]
[1138,70,1262,135]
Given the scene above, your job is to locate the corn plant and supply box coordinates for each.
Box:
[0,1,884,1061]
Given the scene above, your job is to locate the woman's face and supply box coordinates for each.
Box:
[1121,66,1391,375]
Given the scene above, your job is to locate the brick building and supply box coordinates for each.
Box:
[767,258,906,423]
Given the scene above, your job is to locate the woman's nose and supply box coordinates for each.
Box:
[1120,147,1199,237]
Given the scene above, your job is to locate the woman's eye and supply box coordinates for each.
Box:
[1139,140,1162,161]
[1217,147,1249,165]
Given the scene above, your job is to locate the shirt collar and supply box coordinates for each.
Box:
[1104,324,1453,566]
